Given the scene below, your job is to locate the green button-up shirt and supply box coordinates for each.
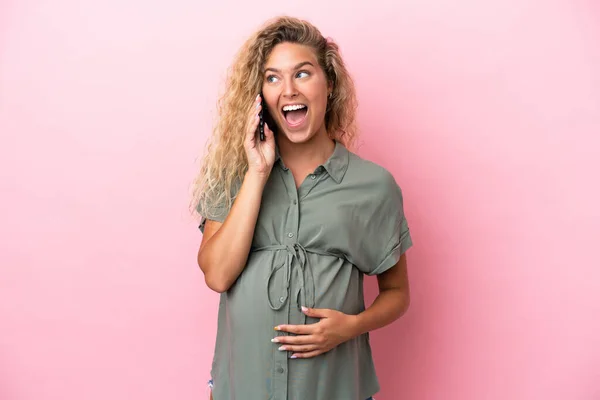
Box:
[198,141,412,400]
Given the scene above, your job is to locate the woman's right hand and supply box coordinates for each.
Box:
[244,94,276,178]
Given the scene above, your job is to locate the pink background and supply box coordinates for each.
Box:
[1,0,599,399]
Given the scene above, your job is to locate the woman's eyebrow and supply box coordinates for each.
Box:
[264,61,314,74]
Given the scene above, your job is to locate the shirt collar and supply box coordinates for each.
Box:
[275,140,349,184]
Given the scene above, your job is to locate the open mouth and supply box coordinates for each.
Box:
[282,104,308,127]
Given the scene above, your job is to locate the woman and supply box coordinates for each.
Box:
[192,16,413,400]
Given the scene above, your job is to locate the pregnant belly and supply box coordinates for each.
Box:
[225,259,277,332]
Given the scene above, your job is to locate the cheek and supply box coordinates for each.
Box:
[266,101,278,118]
[309,94,328,117]
[261,92,278,116]
[307,85,328,112]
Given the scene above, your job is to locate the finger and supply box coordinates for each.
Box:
[275,324,314,335]
[290,350,324,359]
[249,94,261,120]
[264,122,275,143]
[248,101,261,132]
[272,334,316,345]
[301,306,331,319]
[277,344,319,353]
[245,96,261,143]
[245,111,260,145]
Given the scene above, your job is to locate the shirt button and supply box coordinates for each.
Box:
[310,174,316,180]
[277,366,284,373]
[293,199,297,205]
[288,232,294,238]
[279,296,285,303]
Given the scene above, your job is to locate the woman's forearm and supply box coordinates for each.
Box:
[198,170,269,293]
[352,288,410,336]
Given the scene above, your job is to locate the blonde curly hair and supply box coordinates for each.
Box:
[190,16,359,217]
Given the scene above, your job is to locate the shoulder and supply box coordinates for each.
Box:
[196,175,244,219]
[345,150,402,196]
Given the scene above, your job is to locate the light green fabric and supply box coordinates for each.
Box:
[197,141,412,400]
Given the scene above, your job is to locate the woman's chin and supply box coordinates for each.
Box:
[281,130,316,144]
[277,124,311,143]
[278,122,328,145]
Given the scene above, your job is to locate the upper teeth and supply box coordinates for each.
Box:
[283,104,307,111]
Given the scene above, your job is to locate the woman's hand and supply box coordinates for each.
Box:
[271,307,359,359]
[272,258,411,359]
[244,94,276,178]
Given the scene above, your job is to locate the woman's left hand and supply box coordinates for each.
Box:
[272,307,360,359]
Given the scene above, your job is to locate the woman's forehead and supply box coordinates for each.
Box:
[264,43,318,70]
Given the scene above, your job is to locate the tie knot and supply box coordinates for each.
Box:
[290,243,308,264]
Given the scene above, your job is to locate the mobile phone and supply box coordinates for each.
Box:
[258,92,265,141]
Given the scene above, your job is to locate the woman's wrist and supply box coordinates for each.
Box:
[245,168,271,186]
[347,314,363,339]
[350,313,368,338]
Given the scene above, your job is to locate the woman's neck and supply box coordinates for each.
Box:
[277,130,335,173]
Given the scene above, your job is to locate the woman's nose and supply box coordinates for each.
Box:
[282,78,298,98]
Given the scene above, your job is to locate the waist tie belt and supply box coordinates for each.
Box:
[251,243,344,317]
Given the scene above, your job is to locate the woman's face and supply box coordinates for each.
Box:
[262,42,331,144]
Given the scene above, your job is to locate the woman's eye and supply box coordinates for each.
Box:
[296,71,309,79]
[266,75,278,83]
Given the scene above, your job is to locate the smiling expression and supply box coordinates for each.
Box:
[262,42,331,144]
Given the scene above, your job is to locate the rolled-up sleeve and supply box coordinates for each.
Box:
[355,172,413,276]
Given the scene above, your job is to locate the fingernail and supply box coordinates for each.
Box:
[256,94,260,100]
[301,306,308,312]
[274,326,280,331]
[271,338,279,343]
[290,355,297,359]
[278,346,286,351]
